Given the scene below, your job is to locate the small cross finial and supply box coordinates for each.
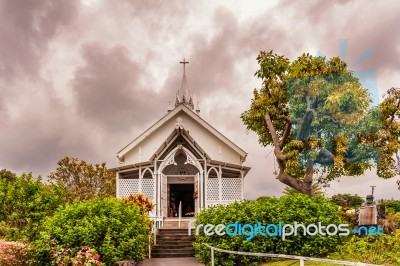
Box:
[370,185,376,196]
[180,58,189,74]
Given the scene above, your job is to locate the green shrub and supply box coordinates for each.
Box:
[194,194,347,266]
[386,200,400,213]
[330,231,400,265]
[34,198,150,266]
[0,239,32,266]
[123,193,155,214]
[0,173,65,242]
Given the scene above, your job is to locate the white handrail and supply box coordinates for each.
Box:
[203,243,381,266]
[178,201,182,229]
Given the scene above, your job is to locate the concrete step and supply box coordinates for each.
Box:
[161,220,194,229]
[152,252,195,258]
[156,234,194,238]
[153,242,193,247]
[152,225,196,258]
[158,229,195,236]
[156,238,193,242]
[156,238,194,246]
[152,246,194,252]
[152,250,194,254]
[157,235,193,239]
[158,228,193,233]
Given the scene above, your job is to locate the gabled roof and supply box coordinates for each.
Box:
[117,104,248,161]
[148,127,210,163]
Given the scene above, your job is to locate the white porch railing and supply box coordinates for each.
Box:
[149,216,163,258]
[203,243,381,266]
[178,201,182,229]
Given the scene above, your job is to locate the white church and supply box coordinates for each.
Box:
[114,60,250,220]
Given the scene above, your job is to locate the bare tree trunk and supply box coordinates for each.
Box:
[264,113,314,196]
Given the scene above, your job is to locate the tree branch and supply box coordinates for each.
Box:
[278,169,314,196]
[275,115,292,149]
[264,113,286,162]
[386,98,400,135]
[280,121,291,150]
[316,148,360,164]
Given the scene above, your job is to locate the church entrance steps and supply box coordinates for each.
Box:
[161,218,195,229]
[152,229,195,258]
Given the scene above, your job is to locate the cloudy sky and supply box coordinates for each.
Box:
[1,0,399,200]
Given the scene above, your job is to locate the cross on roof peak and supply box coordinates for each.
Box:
[180,58,189,75]
[168,58,199,114]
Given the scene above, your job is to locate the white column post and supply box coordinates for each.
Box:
[218,165,222,203]
[139,165,142,193]
[116,172,120,198]
[158,174,164,216]
[157,171,161,217]
[153,165,157,205]
[199,170,203,210]
[241,171,244,200]
[204,161,207,208]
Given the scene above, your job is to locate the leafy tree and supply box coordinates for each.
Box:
[385,200,400,213]
[283,183,324,196]
[0,173,65,241]
[241,51,400,195]
[331,193,364,208]
[0,169,16,182]
[48,157,116,202]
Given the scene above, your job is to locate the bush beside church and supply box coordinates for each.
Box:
[0,169,151,266]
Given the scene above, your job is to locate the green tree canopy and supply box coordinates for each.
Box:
[241,51,400,195]
[0,169,16,182]
[331,193,365,208]
[48,157,116,202]
[0,173,65,241]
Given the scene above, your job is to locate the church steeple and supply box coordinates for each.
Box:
[168,58,200,114]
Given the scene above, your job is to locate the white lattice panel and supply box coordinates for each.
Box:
[222,178,242,201]
[142,178,155,201]
[206,178,219,201]
[118,179,139,198]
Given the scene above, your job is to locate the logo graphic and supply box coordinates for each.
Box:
[189,221,383,241]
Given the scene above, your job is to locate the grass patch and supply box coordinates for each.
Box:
[260,260,338,266]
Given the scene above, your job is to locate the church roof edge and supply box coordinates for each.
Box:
[116,104,248,161]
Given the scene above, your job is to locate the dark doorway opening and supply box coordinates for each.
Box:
[169,184,194,217]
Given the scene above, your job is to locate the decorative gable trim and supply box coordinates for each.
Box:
[117,105,247,162]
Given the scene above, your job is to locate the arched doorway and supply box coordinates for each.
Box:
[159,146,201,218]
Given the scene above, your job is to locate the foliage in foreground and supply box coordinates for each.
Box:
[34,198,150,266]
[330,232,400,265]
[194,194,347,266]
[0,172,65,242]
[123,193,155,214]
[386,200,400,213]
[261,259,336,265]
[330,194,364,209]
[48,157,116,203]
[51,246,103,266]
[0,239,32,266]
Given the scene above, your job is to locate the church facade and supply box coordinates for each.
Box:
[113,62,250,219]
